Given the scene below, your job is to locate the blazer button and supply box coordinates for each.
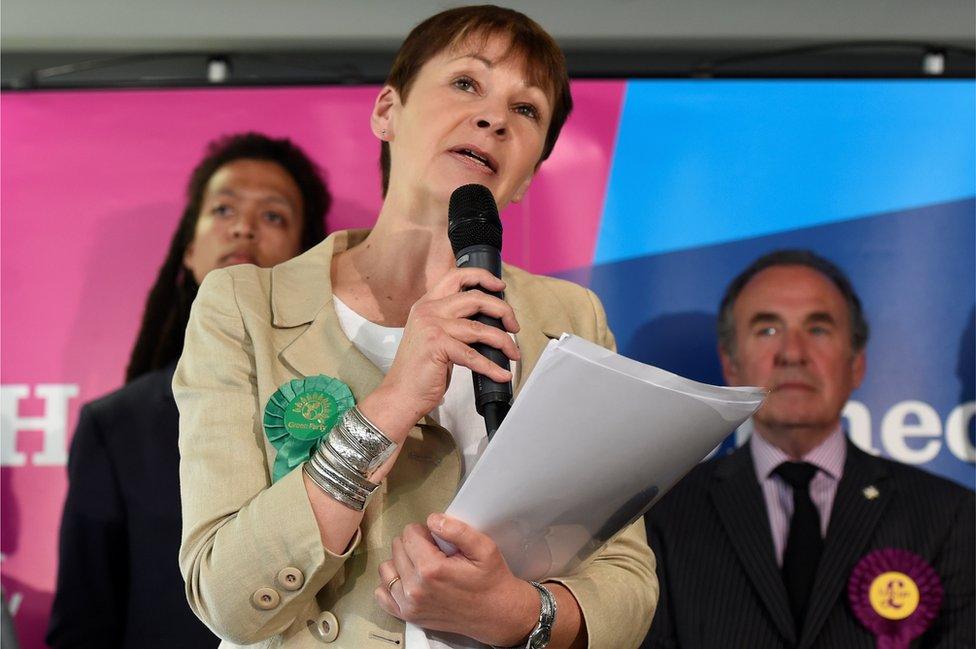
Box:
[251,587,281,610]
[277,567,305,591]
[307,610,339,643]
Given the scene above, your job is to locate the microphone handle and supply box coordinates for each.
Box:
[455,244,514,430]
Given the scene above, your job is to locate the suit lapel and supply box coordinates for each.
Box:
[272,230,387,402]
[798,441,892,648]
[710,444,797,645]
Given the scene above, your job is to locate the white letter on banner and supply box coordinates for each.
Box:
[843,400,880,455]
[0,384,79,467]
[881,400,942,464]
[945,401,976,463]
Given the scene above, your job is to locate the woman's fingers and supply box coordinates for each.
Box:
[376,560,403,618]
[440,317,520,362]
[378,267,519,421]
[442,337,513,383]
[413,289,519,334]
[437,290,520,333]
[425,267,506,301]
[391,536,417,587]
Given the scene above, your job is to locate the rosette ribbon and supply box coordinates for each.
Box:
[848,548,943,649]
[263,375,355,482]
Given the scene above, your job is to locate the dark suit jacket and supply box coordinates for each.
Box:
[47,366,218,648]
[643,439,974,649]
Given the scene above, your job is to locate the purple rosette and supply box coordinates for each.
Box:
[848,548,943,649]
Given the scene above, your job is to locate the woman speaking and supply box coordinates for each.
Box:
[175,6,658,648]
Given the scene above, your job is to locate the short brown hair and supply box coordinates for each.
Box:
[379,5,573,196]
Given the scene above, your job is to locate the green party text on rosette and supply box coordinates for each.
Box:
[263,375,356,482]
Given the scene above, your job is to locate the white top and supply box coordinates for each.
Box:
[332,295,505,649]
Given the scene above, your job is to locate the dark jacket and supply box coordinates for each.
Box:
[47,365,218,648]
[644,439,974,649]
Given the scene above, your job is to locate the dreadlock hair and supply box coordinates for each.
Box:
[125,132,330,383]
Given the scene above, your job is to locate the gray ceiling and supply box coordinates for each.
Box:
[3,0,974,52]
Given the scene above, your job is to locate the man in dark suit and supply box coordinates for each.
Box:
[46,364,220,647]
[644,249,974,649]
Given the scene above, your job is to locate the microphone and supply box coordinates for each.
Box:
[448,183,512,438]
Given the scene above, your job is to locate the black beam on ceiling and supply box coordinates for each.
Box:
[2,40,973,90]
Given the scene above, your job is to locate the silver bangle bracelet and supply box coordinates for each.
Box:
[339,407,397,474]
[308,453,364,499]
[312,442,379,494]
[301,406,395,512]
[325,419,376,476]
[302,462,368,511]
[312,450,377,500]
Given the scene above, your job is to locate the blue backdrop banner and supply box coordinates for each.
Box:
[573,79,975,489]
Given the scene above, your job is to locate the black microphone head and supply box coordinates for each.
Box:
[448,184,502,255]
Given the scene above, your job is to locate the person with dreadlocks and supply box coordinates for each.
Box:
[47,132,330,649]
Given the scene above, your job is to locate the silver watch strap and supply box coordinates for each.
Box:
[525,581,556,649]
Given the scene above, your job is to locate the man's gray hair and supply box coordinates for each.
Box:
[717,249,870,355]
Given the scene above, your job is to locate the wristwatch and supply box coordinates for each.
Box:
[524,581,557,649]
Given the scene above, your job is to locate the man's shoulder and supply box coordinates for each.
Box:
[83,366,177,440]
[648,449,739,517]
[861,447,974,501]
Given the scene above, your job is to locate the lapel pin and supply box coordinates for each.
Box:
[863,485,880,500]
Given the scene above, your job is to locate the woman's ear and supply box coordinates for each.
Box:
[371,85,399,141]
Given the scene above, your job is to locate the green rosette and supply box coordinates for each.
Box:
[263,375,355,482]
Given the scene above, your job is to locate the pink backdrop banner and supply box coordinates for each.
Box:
[0,81,623,646]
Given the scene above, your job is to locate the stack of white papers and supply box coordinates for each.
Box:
[443,334,766,580]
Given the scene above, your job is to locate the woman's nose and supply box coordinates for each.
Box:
[231,214,256,239]
[476,118,507,136]
[475,107,507,136]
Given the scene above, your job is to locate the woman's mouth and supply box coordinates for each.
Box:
[222,252,257,266]
[449,147,497,174]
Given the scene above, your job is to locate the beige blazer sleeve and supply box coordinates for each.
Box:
[174,269,360,645]
[547,288,659,649]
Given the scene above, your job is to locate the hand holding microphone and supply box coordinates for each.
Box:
[375,184,519,439]
[448,183,515,438]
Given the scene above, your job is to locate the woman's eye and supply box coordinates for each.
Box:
[453,76,477,93]
[264,211,286,225]
[211,204,233,218]
[514,104,539,120]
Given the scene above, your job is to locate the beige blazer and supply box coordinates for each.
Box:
[174,230,658,648]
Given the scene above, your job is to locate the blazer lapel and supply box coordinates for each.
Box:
[272,230,386,400]
[798,441,892,648]
[710,444,797,645]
